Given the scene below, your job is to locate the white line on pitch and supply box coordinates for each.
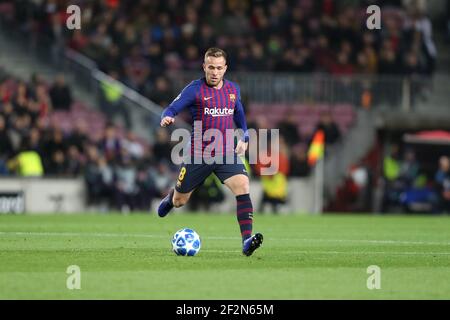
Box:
[204,250,450,256]
[292,250,450,256]
[0,231,449,246]
[197,249,450,256]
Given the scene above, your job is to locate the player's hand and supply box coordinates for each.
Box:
[160,116,175,127]
[235,140,248,156]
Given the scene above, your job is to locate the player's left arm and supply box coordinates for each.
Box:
[233,85,249,155]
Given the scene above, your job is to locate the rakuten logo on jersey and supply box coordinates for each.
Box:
[204,108,234,117]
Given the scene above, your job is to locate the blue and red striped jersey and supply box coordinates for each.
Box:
[161,77,249,156]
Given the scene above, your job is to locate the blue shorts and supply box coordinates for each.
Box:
[175,153,248,193]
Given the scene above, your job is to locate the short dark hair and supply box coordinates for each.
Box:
[204,47,227,63]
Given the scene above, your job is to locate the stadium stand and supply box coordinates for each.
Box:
[1,1,436,87]
[0,0,446,213]
[0,69,171,211]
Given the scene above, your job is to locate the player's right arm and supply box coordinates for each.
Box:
[160,82,196,127]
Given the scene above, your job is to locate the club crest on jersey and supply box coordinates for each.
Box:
[229,94,236,102]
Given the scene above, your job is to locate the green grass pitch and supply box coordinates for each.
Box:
[0,213,449,299]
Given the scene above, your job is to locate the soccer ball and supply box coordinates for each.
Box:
[172,228,201,256]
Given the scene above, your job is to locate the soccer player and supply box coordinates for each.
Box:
[157,47,263,256]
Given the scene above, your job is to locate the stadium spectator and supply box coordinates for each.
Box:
[45,11,66,66]
[152,128,173,163]
[67,30,89,52]
[277,113,302,147]
[289,144,311,177]
[135,166,156,211]
[254,136,290,213]
[98,44,121,75]
[398,150,420,187]
[0,114,13,159]
[28,73,45,100]
[381,144,403,212]
[99,71,131,129]
[349,162,373,212]
[122,131,144,160]
[146,76,173,107]
[42,127,66,170]
[28,127,42,155]
[148,161,173,199]
[99,124,122,163]
[85,151,114,209]
[123,45,151,93]
[330,51,354,76]
[313,112,341,145]
[9,114,31,151]
[12,81,29,117]
[114,154,138,212]
[383,143,401,173]
[32,83,52,118]
[259,173,288,214]
[7,139,44,177]
[49,74,72,111]
[447,1,450,43]
[435,156,450,213]
[66,145,84,176]
[67,120,89,153]
[1,101,13,129]
[332,167,361,212]
[47,149,68,176]
[405,8,437,76]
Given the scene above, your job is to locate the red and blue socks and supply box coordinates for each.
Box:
[236,194,253,242]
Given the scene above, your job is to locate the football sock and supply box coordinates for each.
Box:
[236,194,253,242]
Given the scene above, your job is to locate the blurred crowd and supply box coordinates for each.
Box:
[381,145,450,213]
[327,142,450,214]
[6,0,437,99]
[0,69,181,212]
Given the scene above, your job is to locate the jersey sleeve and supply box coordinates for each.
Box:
[233,84,249,142]
[161,82,197,119]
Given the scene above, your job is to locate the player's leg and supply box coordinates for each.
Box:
[157,188,195,217]
[172,189,194,208]
[158,163,213,217]
[223,173,252,239]
[223,174,263,256]
[215,156,263,256]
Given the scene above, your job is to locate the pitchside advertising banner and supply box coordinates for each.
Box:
[0,191,25,214]
[0,178,316,213]
[0,178,85,213]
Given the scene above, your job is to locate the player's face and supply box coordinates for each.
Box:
[203,56,227,87]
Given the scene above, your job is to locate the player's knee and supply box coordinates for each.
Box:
[234,182,250,195]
